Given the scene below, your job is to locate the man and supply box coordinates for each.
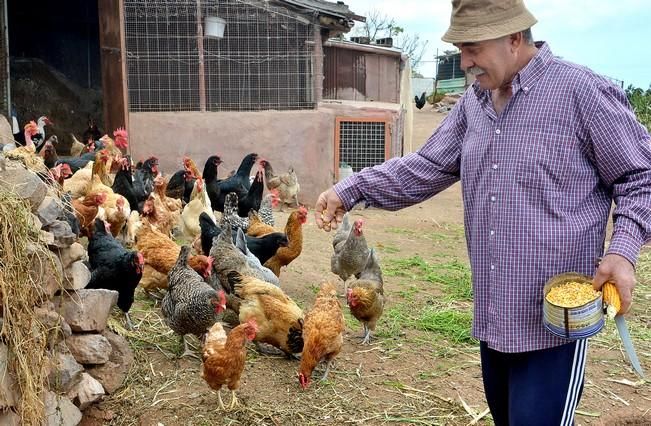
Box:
[315,0,651,424]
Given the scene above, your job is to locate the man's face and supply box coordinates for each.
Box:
[456,36,516,90]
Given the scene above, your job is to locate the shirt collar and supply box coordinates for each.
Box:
[472,41,554,100]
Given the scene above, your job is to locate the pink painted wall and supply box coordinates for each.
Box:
[128,102,401,207]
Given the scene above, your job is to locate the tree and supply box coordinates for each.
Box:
[351,10,428,71]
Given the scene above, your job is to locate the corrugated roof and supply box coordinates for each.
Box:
[280,0,365,22]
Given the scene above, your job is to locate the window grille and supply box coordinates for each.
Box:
[335,118,390,179]
[124,0,315,112]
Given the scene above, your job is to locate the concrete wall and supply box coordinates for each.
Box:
[128,102,401,206]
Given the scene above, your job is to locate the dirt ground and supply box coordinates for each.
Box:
[84,107,650,425]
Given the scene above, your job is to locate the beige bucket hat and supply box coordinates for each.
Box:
[442,0,537,43]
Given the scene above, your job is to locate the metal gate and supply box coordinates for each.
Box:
[0,1,9,119]
[334,117,391,180]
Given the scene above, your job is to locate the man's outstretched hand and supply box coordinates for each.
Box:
[314,188,346,232]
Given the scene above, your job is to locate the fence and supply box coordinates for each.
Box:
[123,0,315,112]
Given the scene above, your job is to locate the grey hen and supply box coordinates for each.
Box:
[331,213,370,283]
[220,192,249,232]
[234,228,280,286]
[162,245,227,357]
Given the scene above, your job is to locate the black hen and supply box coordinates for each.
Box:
[134,156,159,211]
[237,169,264,217]
[112,157,139,212]
[215,153,258,212]
[86,219,143,329]
[82,118,102,143]
[415,92,427,109]
[203,155,223,211]
[245,232,289,265]
[199,212,222,256]
[55,151,97,173]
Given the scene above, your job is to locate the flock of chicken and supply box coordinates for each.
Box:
[2,119,386,410]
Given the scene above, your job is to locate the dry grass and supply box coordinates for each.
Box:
[0,189,61,425]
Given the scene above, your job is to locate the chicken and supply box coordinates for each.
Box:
[331,213,370,284]
[209,223,275,293]
[262,160,300,211]
[202,319,257,410]
[227,271,304,357]
[133,156,159,210]
[5,121,48,175]
[200,212,222,257]
[40,136,59,169]
[166,156,200,204]
[246,209,275,237]
[72,192,107,238]
[220,192,249,232]
[136,223,214,297]
[203,155,223,212]
[82,117,102,145]
[298,281,345,389]
[153,174,182,213]
[121,210,142,247]
[104,196,131,238]
[48,162,72,190]
[215,153,258,212]
[69,134,86,157]
[63,150,111,198]
[347,248,384,345]
[415,92,427,109]
[86,219,144,329]
[180,177,217,240]
[162,245,227,357]
[141,194,174,237]
[233,228,280,286]
[264,206,308,277]
[257,192,278,227]
[237,169,265,217]
[112,157,139,212]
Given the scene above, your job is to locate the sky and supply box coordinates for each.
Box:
[342,0,651,89]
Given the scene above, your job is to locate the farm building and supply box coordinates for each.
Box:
[0,0,413,203]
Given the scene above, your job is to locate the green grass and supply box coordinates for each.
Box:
[385,227,417,236]
[384,256,473,301]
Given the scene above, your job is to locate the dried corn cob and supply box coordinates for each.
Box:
[602,282,622,320]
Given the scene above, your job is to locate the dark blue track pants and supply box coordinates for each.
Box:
[480,340,588,426]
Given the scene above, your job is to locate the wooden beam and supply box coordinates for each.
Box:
[98,0,128,140]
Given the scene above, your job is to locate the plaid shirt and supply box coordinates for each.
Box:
[334,43,651,353]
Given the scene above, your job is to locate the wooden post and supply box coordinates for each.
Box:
[98,0,129,139]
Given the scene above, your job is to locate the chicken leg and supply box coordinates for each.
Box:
[180,335,199,359]
[360,324,372,345]
[217,390,226,410]
[228,390,240,410]
[321,360,334,381]
[124,312,135,330]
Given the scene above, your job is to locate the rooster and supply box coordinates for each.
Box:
[166,156,200,204]
[227,271,304,358]
[299,281,345,389]
[347,249,384,345]
[202,319,257,410]
[162,245,227,358]
[86,219,144,330]
[5,121,48,175]
[331,213,370,284]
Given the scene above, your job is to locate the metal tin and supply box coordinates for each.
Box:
[543,273,604,340]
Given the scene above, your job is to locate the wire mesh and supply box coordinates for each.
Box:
[124,0,315,112]
[339,120,387,172]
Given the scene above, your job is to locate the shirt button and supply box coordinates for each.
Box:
[495,129,501,135]
[490,195,496,202]
[524,86,530,92]
[490,264,495,271]
[492,164,498,170]
[490,230,495,236]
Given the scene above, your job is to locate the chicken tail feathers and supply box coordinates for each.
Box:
[227,270,243,293]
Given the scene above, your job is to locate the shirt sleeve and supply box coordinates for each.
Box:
[588,83,651,265]
[334,97,467,211]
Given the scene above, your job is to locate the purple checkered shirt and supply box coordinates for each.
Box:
[334,43,651,353]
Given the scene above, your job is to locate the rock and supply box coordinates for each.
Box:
[68,373,104,410]
[65,334,112,365]
[37,196,63,227]
[0,343,19,409]
[57,243,87,269]
[53,289,118,333]
[45,220,77,248]
[35,304,71,349]
[48,346,84,393]
[44,390,82,426]
[63,261,91,290]
[0,163,47,211]
[86,331,134,394]
[0,410,20,426]
[40,230,55,246]
[30,213,43,231]
[30,251,63,299]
